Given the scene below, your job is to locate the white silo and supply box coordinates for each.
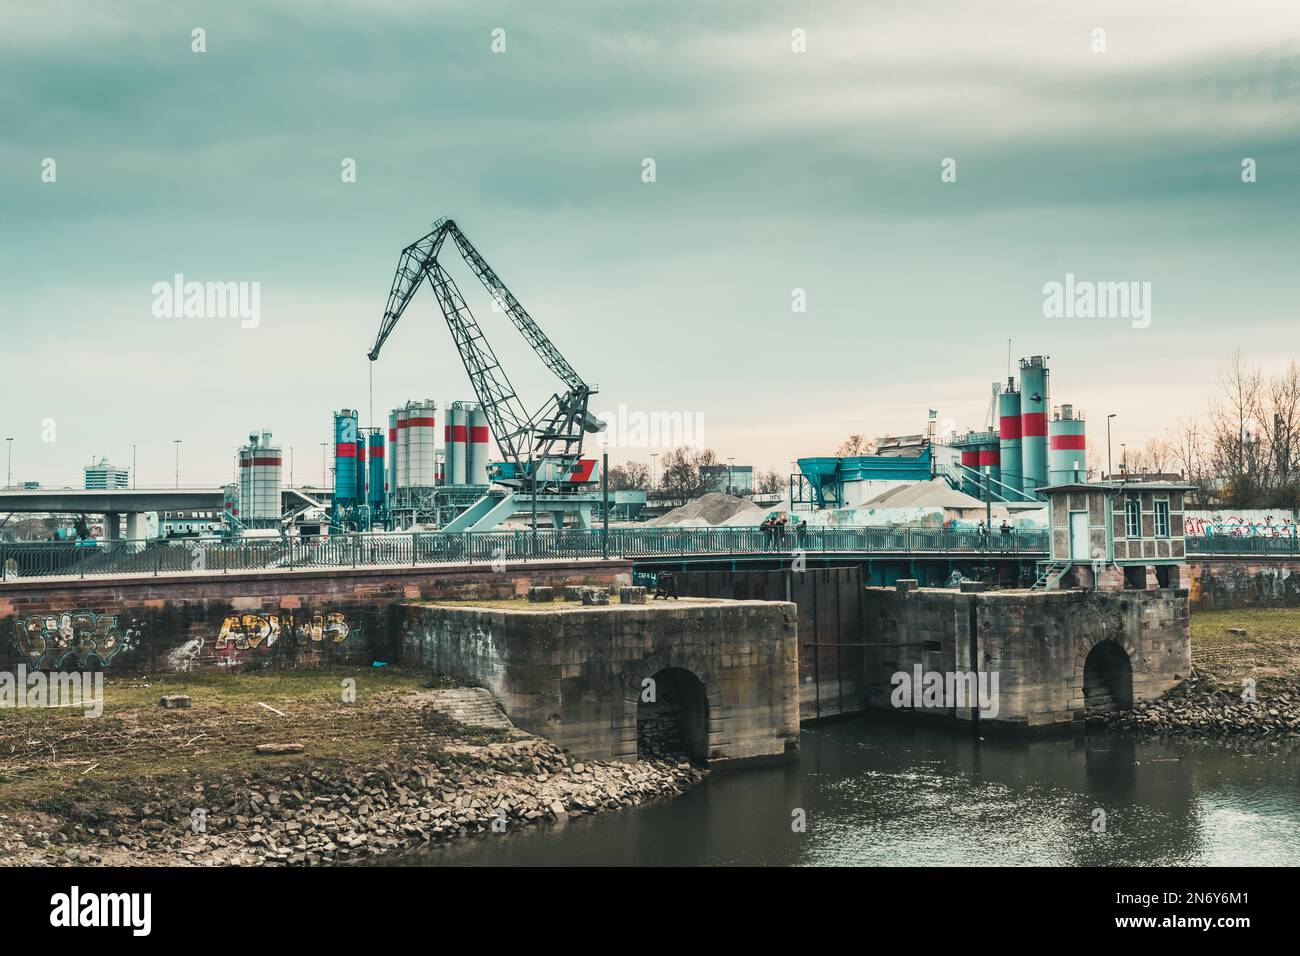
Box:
[466,404,490,485]
[239,430,282,523]
[407,400,438,487]
[447,403,467,485]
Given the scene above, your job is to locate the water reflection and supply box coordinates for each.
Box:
[386,717,1300,867]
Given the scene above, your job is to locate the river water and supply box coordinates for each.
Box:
[395,718,1300,866]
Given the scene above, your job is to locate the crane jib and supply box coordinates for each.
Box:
[367,218,603,496]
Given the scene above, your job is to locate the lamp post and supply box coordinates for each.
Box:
[1120,443,1127,476]
[132,443,136,489]
[173,439,182,488]
[5,437,12,490]
[1106,413,1116,479]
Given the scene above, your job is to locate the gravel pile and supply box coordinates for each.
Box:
[649,493,763,528]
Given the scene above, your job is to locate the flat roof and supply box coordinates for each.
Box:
[1039,480,1196,493]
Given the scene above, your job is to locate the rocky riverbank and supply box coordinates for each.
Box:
[0,674,705,867]
[1107,666,1300,737]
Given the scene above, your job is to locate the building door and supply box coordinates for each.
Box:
[1069,511,1090,561]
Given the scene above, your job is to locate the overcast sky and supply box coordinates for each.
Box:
[2,0,1297,487]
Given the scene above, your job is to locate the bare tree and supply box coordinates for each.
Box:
[836,434,874,456]
[658,446,720,507]
[606,460,649,491]
[1208,350,1266,506]
[754,468,784,495]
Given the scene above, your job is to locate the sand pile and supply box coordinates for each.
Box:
[650,493,764,527]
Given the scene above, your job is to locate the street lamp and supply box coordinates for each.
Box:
[5,437,12,490]
[132,443,136,489]
[1106,414,1116,479]
[1120,443,1127,476]
[173,439,182,488]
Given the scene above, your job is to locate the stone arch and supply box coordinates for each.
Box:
[1075,637,1134,719]
[620,652,721,764]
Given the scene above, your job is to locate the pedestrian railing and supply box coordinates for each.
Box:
[0,526,1051,582]
[1185,534,1299,556]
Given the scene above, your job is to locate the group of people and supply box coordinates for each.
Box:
[760,515,807,549]
[976,519,1014,551]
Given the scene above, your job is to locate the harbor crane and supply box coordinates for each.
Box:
[368,218,606,531]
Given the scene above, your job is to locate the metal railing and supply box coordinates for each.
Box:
[0,526,1050,582]
[1185,533,1299,556]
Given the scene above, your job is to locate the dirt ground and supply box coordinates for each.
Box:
[1189,608,1300,694]
[0,667,487,816]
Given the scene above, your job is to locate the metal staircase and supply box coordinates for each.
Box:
[1031,560,1071,591]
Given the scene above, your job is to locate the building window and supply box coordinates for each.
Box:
[1125,496,1141,538]
[1154,499,1170,537]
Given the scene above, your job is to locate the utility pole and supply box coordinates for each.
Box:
[173,439,182,488]
[650,453,659,493]
[320,442,328,490]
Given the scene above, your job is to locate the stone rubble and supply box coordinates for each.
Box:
[0,736,705,868]
[1107,668,1300,737]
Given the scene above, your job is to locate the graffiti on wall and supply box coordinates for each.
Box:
[11,611,139,670]
[1185,511,1299,538]
[214,611,355,667]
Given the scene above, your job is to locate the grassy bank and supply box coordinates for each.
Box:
[1189,607,1300,695]
[0,666,703,866]
[0,667,438,812]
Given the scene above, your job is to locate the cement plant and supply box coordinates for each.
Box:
[1,0,1293,937]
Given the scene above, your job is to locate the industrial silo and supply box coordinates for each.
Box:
[333,410,359,507]
[466,404,490,484]
[978,435,1001,494]
[368,430,386,510]
[387,411,399,498]
[223,481,240,523]
[242,430,282,523]
[407,400,438,487]
[354,436,367,505]
[958,442,980,496]
[1049,405,1087,484]
[447,403,467,485]
[394,405,409,491]
[997,380,1022,496]
[1018,356,1050,494]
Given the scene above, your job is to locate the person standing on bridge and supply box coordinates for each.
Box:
[1000,519,1011,552]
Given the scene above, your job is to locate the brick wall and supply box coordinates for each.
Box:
[1186,558,1300,610]
[0,561,631,674]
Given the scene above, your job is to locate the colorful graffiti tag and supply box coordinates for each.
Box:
[214,611,354,667]
[1186,511,1299,538]
[11,611,138,670]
